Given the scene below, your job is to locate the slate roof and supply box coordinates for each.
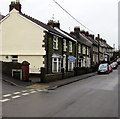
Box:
[87,36,98,46]
[20,12,93,47]
[20,13,76,41]
[60,29,92,47]
[79,33,92,47]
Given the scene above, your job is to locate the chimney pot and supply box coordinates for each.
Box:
[47,20,60,29]
[74,26,80,33]
[9,1,21,12]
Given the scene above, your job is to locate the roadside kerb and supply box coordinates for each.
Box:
[2,79,18,86]
[47,72,97,90]
[2,72,97,90]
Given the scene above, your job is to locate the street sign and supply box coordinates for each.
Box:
[68,57,76,63]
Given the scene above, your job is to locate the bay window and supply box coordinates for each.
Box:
[52,55,61,73]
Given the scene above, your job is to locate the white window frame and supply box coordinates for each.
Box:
[68,61,75,71]
[63,39,67,51]
[52,57,61,73]
[86,57,91,68]
[87,47,89,55]
[83,46,86,54]
[11,55,18,62]
[63,54,66,71]
[78,44,81,53]
[68,56,76,71]
[69,41,72,52]
[83,57,86,67]
[53,36,58,50]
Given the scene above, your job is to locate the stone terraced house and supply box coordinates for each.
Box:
[0,1,114,77]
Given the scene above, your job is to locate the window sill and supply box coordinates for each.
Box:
[53,48,58,50]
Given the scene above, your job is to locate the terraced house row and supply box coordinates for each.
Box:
[0,1,114,76]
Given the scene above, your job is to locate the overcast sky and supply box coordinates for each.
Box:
[0,0,119,49]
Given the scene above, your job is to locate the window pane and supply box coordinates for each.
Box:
[53,36,58,49]
[12,55,18,58]
[54,62,57,72]
[12,55,18,62]
[54,58,57,61]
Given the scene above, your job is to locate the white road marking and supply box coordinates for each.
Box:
[21,90,28,92]
[13,92,21,94]
[22,93,29,96]
[0,99,10,102]
[3,94,12,97]
[30,91,37,93]
[12,95,21,99]
[2,88,44,101]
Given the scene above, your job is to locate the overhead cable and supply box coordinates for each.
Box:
[52,0,96,34]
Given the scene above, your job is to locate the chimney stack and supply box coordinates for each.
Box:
[85,31,89,37]
[9,0,21,12]
[74,26,80,33]
[73,26,80,39]
[70,32,74,36]
[47,20,60,29]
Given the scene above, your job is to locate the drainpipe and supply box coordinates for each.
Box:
[76,41,78,68]
[98,34,100,64]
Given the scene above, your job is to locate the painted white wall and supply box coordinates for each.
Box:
[1,9,46,55]
[1,55,44,73]
[19,55,44,73]
[1,9,47,73]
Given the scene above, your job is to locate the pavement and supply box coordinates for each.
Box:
[2,72,97,90]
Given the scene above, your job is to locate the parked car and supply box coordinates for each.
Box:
[109,65,113,72]
[98,63,110,74]
[117,58,120,65]
[110,62,118,69]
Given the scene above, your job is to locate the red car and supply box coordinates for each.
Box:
[109,65,113,72]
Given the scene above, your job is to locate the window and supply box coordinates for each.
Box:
[12,55,18,62]
[52,57,61,73]
[82,46,86,54]
[78,44,81,53]
[69,41,72,52]
[53,36,58,50]
[83,57,86,67]
[68,62,75,71]
[63,54,66,70]
[87,47,89,55]
[63,39,67,51]
[86,58,91,68]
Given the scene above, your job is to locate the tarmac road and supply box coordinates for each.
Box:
[2,68,118,117]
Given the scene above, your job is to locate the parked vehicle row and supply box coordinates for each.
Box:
[110,62,118,69]
[98,59,119,74]
[98,63,111,74]
[117,58,120,65]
